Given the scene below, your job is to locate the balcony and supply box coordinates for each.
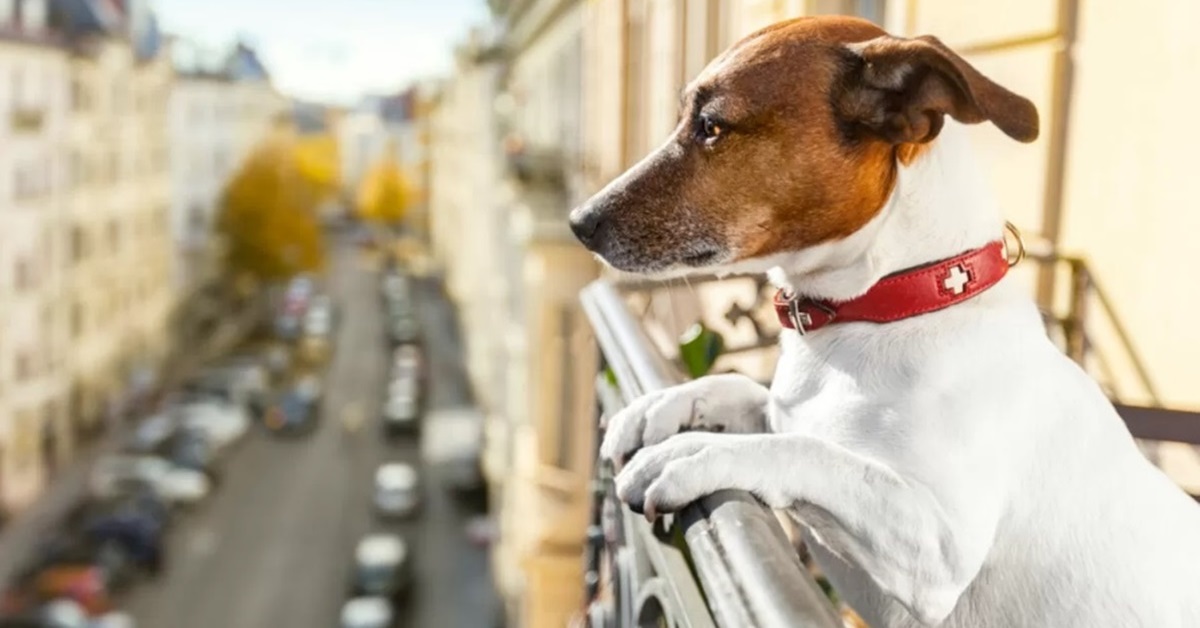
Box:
[578,247,1200,626]
[579,280,841,628]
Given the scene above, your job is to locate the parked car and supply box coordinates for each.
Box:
[391,346,424,390]
[306,295,335,330]
[33,536,136,594]
[183,365,269,419]
[276,276,316,340]
[263,389,319,436]
[66,496,168,575]
[380,395,419,437]
[339,597,394,628]
[88,456,210,507]
[27,565,115,617]
[174,400,250,453]
[67,490,171,532]
[216,357,272,395]
[123,414,218,482]
[0,596,133,628]
[425,407,486,498]
[387,316,420,347]
[37,599,134,628]
[385,375,418,403]
[380,273,410,304]
[347,535,411,602]
[373,463,421,519]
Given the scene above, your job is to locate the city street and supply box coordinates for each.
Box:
[122,240,499,628]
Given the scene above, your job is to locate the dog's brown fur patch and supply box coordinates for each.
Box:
[570,16,1038,272]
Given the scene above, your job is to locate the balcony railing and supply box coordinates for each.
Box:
[580,281,841,628]
[579,243,1200,625]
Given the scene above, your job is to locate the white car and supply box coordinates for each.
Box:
[382,394,419,435]
[177,400,250,451]
[90,455,210,505]
[41,598,136,628]
[350,534,411,600]
[340,596,394,628]
[392,345,421,378]
[382,274,410,302]
[304,305,332,337]
[373,462,421,518]
[387,376,418,401]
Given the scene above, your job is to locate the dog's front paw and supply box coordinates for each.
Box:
[614,432,737,520]
[600,374,768,467]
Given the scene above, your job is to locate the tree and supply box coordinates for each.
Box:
[216,126,339,282]
[356,144,412,225]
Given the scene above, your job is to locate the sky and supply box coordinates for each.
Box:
[152,0,489,105]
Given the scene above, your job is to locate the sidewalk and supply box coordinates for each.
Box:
[0,307,263,587]
[0,436,121,586]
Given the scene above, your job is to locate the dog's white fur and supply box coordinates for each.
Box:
[602,121,1200,627]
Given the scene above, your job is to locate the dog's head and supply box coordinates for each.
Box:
[569,17,1038,275]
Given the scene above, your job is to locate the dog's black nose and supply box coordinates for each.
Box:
[569,208,603,247]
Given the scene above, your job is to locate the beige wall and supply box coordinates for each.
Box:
[0,39,74,511]
[1054,0,1200,409]
[68,40,174,434]
[886,0,1200,411]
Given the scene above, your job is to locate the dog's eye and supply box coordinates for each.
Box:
[698,116,725,144]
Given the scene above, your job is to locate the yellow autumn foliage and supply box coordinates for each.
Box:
[217,127,340,281]
[356,150,411,225]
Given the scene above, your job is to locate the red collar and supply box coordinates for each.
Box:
[773,240,1009,334]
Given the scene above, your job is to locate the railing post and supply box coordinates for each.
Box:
[584,352,607,607]
[1065,259,1090,364]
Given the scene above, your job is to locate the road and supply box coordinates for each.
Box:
[124,241,499,628]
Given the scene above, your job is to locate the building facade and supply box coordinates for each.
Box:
[0,0,73,513]
[60,0,173,446]
[168,39,285,291]
[0,0,175,513]
[429,6,601,626]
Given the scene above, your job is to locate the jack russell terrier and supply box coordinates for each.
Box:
[568,16,1200,628]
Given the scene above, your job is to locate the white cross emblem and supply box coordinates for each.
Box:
[942,265,971,295]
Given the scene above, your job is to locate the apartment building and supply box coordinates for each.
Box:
[0,0,177,512]
[0,0,72,513]
[57,0,173,444]
[429,5,601,626]
[168,39,286,290]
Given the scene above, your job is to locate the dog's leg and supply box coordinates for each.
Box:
[614,432,990,626]
[600,373,768,467]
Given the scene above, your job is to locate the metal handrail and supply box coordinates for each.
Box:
[581,280,841,628]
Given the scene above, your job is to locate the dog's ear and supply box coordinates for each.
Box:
[835,35,1039,145]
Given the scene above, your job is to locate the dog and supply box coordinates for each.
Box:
[568,16,1200,628]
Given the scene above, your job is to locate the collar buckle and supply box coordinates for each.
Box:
[781,292,836,335]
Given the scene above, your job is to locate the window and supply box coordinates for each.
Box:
[71,225,87,263]
[188,203,206,236]
[16,351,32,381]
[107,220,120,252]
[14,257,34,292]
[70,151,83,188]
[23,0,47,32]
[71,303,84,338]
[71,78,82,111]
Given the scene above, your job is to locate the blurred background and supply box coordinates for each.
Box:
[0,0,1198,627]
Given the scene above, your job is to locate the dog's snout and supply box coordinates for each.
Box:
[569,207,605,248]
